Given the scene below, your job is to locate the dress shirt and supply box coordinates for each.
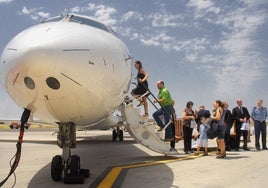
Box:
[252,107,267,122]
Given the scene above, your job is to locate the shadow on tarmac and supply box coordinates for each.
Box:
[25,134,175,188]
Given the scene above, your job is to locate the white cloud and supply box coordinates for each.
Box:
[70,6,80,13]
[30,15,38,20]
[187,0,221,18]
[19,6,50,21]
[0,0,12,3]
[185,53,198,62]
[37,11,50,19]
[210,5,267,97]
[21,6,31,15]
[187,0,213,10]
[149,13,182,27]
[122,11,144,22]
[137,31,175,50]
[173,1,267,98]
[83,3,117,26]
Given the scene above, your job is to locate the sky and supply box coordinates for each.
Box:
[0,0,267,119]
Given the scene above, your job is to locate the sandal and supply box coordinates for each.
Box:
[216,152,226,158]
[142,113,149,117]
[194,152,199,156]
[175,136,182,143]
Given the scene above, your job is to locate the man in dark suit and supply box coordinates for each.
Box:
[224,102,234,151]
[232,99,250,151]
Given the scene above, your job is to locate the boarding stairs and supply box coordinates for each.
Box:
[122,92,179,155]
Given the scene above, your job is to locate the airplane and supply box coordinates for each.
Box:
[0,13,177,184]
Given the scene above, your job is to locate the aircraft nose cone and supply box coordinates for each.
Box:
[22,50,56,77]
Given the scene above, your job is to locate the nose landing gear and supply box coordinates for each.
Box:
[51,122,89,184]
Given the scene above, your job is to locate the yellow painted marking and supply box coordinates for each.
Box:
[97,167,122,188]
[97,153,210,187]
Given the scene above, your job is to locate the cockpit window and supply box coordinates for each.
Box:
[41,15,64,23]
[70,16,114,34]
[42,14,116,36]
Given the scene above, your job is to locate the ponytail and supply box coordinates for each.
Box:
[215,100,224,108]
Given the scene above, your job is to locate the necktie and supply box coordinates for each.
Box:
[240,107,243,114]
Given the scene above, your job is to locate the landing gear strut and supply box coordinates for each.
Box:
[51,122,89,184]
[112,126,123,141]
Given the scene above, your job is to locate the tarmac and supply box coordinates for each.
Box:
[0,128,267,188]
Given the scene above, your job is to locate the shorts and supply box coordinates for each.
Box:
[197,139,208,147]
[217,124,226,139]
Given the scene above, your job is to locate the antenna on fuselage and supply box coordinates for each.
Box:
[125,55,133,61]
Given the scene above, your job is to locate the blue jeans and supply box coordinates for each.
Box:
[153,105,174,139]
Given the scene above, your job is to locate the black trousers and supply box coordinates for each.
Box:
[254,120,267,149]
[224,125,231,149]
[235,124,248,149]
[183,126,193,152]
[170,123,175,148]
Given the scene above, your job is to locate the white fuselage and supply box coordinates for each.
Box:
[0,16,132,127]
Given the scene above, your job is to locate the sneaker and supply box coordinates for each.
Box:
[202,153,208,156]
[170,148,177,152]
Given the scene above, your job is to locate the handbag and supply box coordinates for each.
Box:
[207,110,226,139]
[207,121,219,139]
[190,120,197,128]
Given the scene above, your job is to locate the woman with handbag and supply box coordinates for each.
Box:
[182,101,196,154]
[210,100,226,158]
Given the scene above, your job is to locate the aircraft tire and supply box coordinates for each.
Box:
[51,155,62,181]
[119,130,123,141]
[112,130,117,141]
[70,155,80,175]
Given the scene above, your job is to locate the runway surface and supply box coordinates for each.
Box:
[0,129,267,188]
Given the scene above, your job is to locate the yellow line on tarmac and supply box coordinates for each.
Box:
[97,154,205,188]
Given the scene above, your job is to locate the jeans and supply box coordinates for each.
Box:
[153,105,174,139]
[254,120,267,149]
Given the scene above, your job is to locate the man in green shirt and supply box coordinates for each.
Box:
[153,81,174,140]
